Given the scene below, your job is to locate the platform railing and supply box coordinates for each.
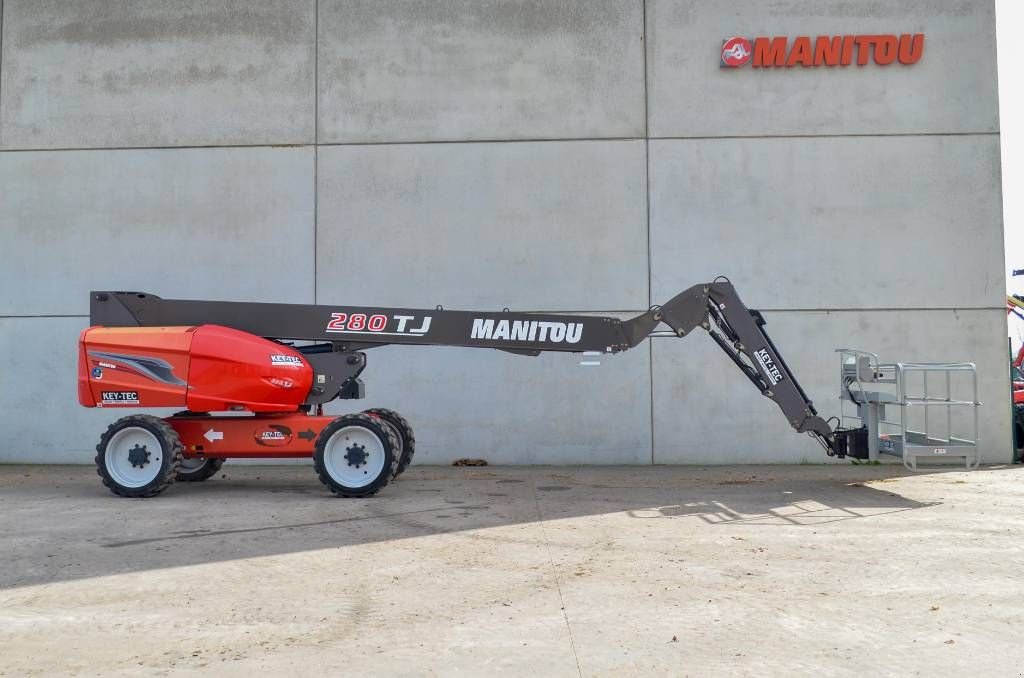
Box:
[836,349,980,470]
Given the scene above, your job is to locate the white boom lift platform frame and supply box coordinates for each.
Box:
[836,349,981,470]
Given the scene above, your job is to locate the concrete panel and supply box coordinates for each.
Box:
[317,0,644,143]
[0,317,130,463]
[0,316,652,465]
[649,135,1004,310]
[646,0,999,137]
[0,0,315,149]
[0,147,315,316]
[328,340,653,465]
[317,140,648,310]
[652,309,1011,464]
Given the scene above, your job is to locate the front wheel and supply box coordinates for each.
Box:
[95,415,182,497]
[314,414,399,497]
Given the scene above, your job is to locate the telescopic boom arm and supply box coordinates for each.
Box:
[90,279,839,455]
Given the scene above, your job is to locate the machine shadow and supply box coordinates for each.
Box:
[1,464,952,590]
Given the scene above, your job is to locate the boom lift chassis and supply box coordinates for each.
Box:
[81,279,841,498]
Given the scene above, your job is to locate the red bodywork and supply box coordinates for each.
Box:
[79,325,326,458]
[1013,343,1024,405]
[166,413,336,459]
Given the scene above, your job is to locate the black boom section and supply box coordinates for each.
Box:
[90,292,635,354]
[90,282,838,453]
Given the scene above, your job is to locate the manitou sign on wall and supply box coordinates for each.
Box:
[721,34,925,68]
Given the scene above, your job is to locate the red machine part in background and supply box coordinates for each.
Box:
[1008,296,1024,405]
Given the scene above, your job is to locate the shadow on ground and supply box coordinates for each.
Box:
[1,463,996,589]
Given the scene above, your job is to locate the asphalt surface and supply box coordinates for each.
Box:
[1,463,1023,676]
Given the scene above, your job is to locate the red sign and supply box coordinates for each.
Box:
[721,37,753,67]
[721,34,924,68]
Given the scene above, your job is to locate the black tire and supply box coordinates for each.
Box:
[95,414,182,498]
[169,411,225,481]
[363,408,416,478]
[176,457,225,482]
[314,413,399,497]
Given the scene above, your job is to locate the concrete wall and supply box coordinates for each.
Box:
[0,0,1010,465]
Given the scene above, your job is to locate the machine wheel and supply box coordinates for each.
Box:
[176,457,224,482]
[169,411,225,481]
[363,408,416,478]
[95,415,182,498]
[314,413,399,497]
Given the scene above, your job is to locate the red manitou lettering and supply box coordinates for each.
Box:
[754,37,788,67]
[841,35,855,65]
[854,35,875,65]
[814,36,842,66]
[898,33,924,64]
[730,33,923,69]
[874,35,898,65]
[786,36,813,67]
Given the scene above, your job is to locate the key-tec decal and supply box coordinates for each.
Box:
[326,313,432,336]
[470,318,583,344]
[101,390,140,405]
[754,348,785,386]
[254,425,293,447]
[270,354,304,367]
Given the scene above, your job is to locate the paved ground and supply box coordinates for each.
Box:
[1,464,1023,676]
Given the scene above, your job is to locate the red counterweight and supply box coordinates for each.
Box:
[79,325,313,412]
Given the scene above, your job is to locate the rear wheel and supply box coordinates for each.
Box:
[363,408,416,478]
[169,411,225,481]
[314,413,399,497]
[95,415,182,498]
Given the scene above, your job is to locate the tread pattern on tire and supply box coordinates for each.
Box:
[313,413,399,498]
[175,457,225,482]
[364,408,415,478]
[95,414,183,498]
[169,411,225,482]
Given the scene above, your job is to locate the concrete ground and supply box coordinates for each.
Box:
[1,464,1022,676]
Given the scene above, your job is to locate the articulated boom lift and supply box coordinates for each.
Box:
[80,279,840,497]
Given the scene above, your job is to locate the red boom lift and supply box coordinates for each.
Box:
[80,281,847,497]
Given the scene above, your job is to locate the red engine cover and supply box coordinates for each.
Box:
[79,325,312,412]
[186,325,312,412]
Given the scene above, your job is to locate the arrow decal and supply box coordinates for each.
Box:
[204,429,224,443]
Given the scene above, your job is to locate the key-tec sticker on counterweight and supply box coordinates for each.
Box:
[753,348,785,386]
[270,354,304,367]
[101,391,140,405]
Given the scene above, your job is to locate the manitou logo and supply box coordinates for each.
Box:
[721,34,924,68]
[721,37,753,67]
[471,318,583,344]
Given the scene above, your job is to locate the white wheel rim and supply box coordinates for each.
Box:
[105,427,163,488]
[323,425,387,488]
